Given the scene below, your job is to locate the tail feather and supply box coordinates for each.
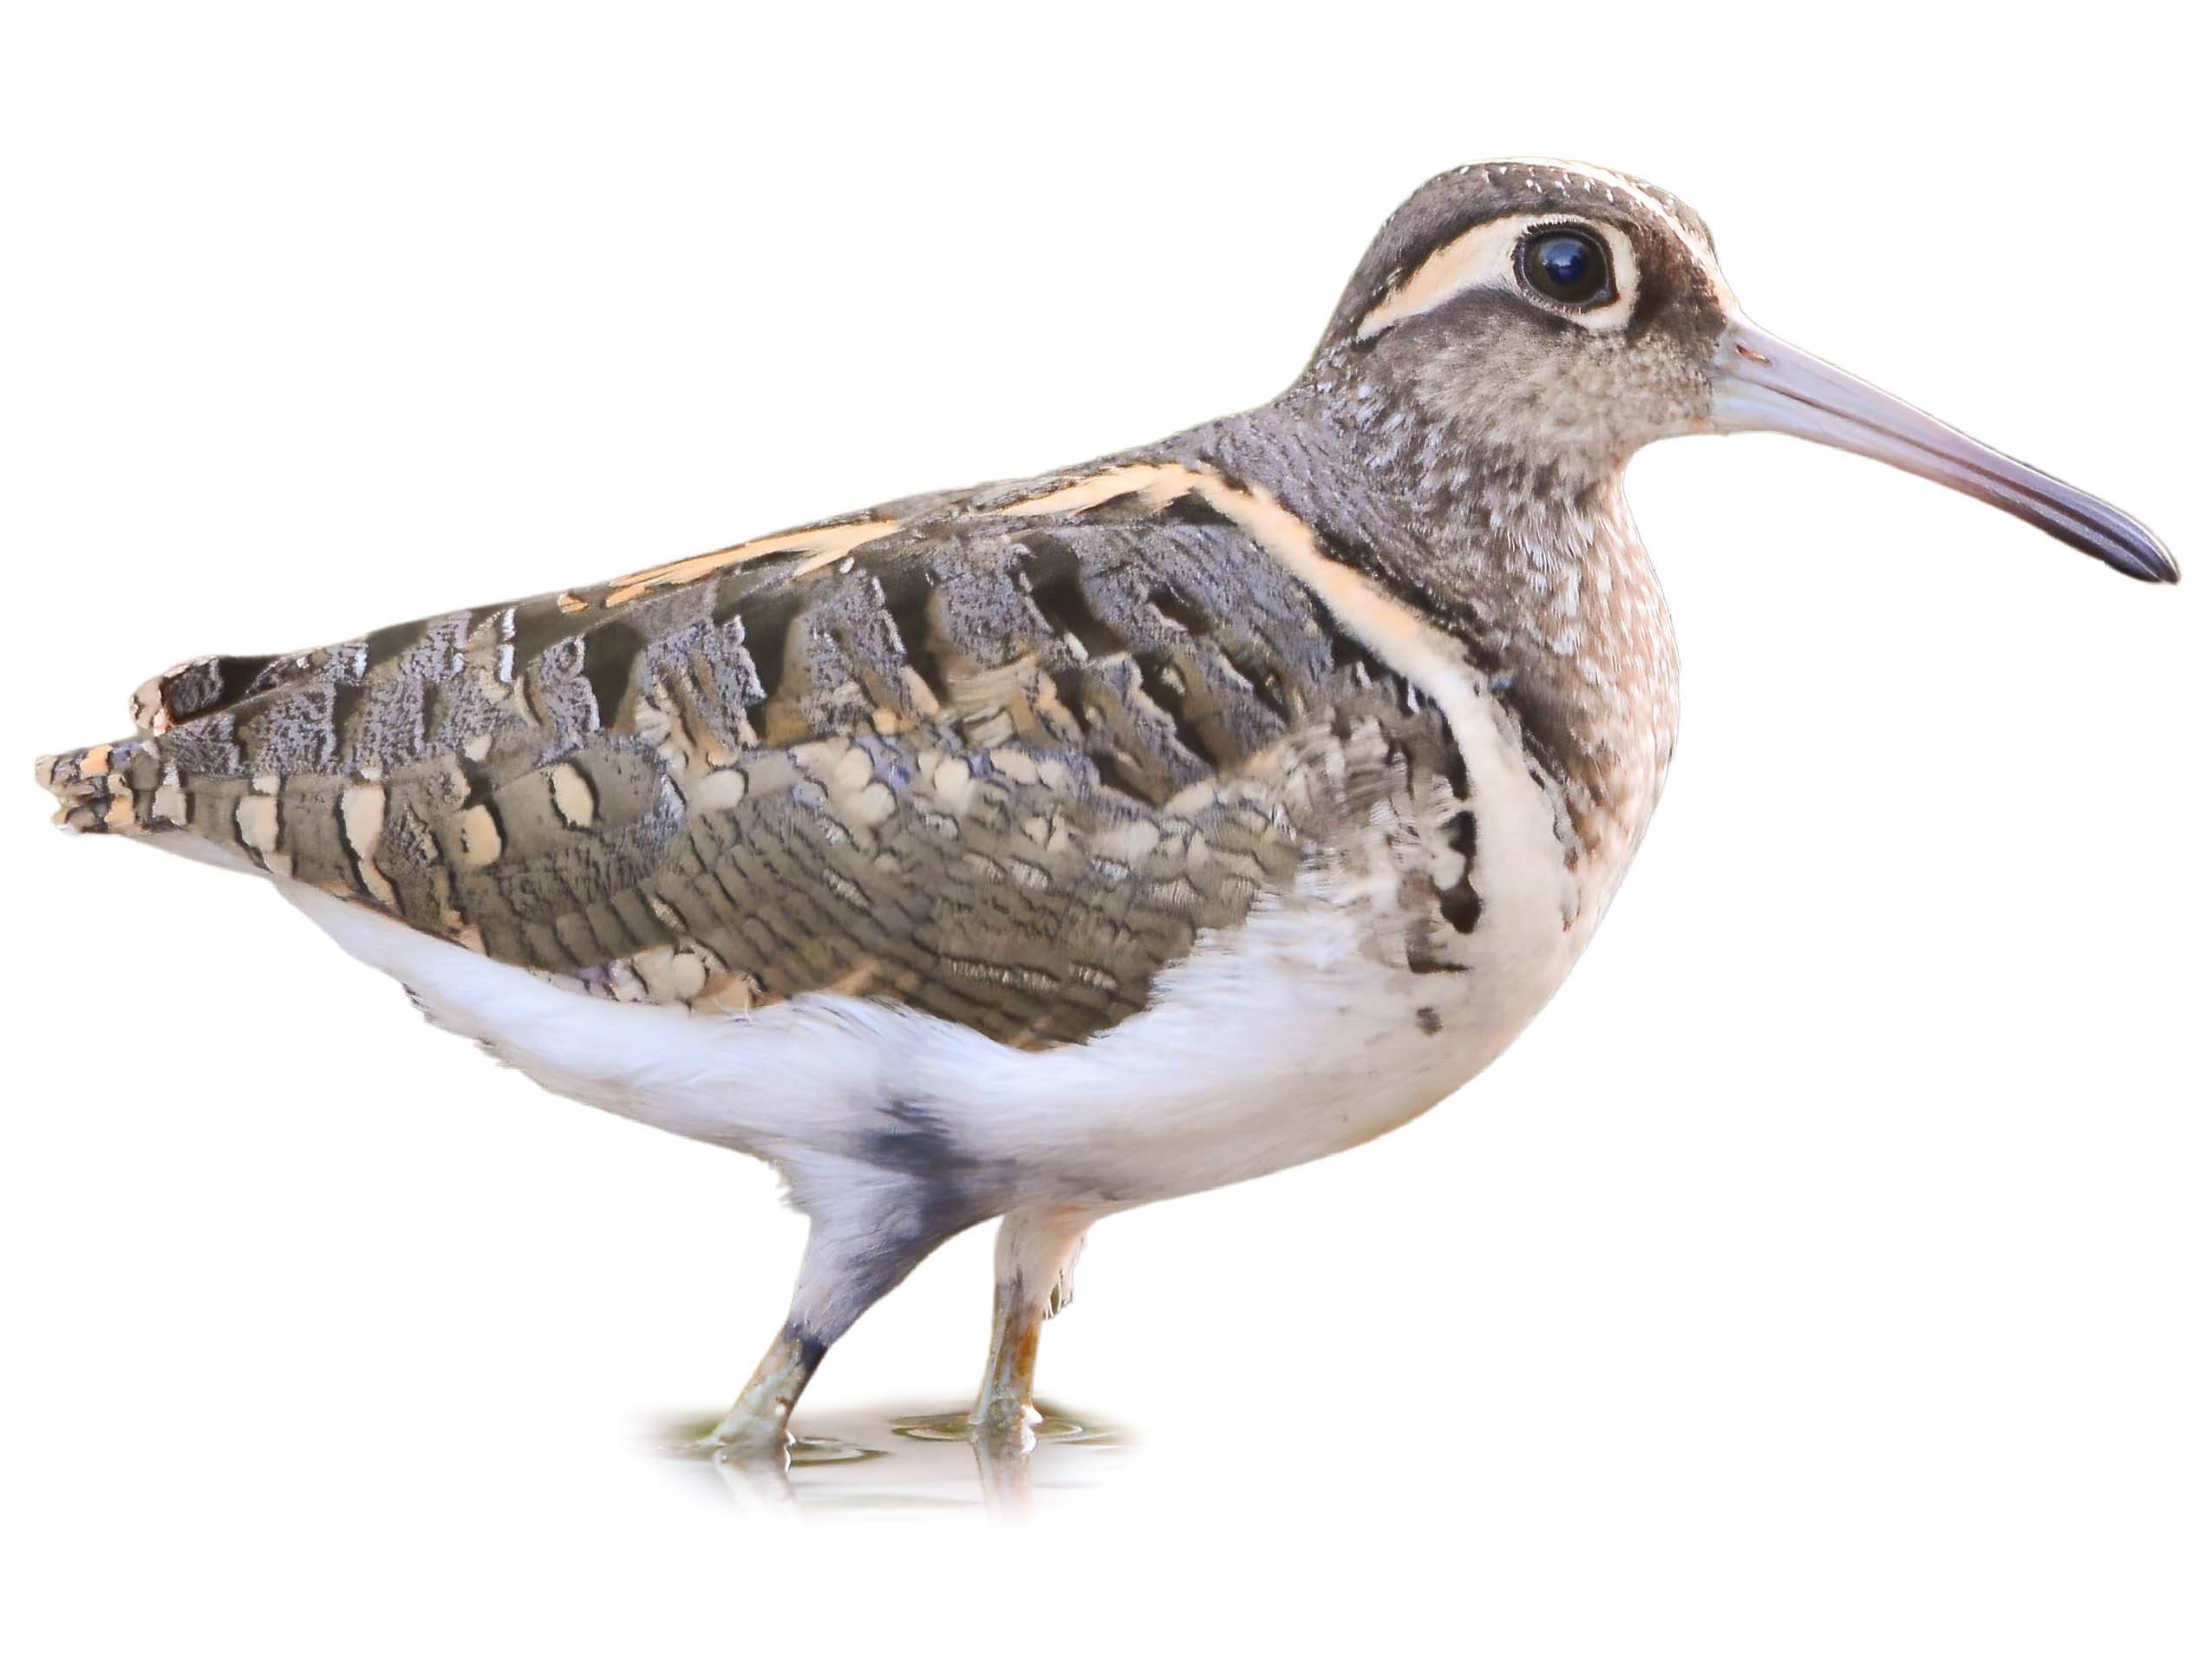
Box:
[37,722,369,893]
[129,652,287,735]
[38,572,739,963]
[39,621,403,881]
[40,638,334,840]
[35,739,163,835]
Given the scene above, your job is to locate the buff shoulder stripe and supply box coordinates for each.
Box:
[1169,466,1578,930]
[602,517,904,607]
[990,466,1197,519]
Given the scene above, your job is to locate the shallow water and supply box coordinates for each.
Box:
[656,1403,1127,1519]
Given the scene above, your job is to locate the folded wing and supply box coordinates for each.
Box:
[41,463,1467,1048]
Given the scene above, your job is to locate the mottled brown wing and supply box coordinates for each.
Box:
[45,468,1465,1048]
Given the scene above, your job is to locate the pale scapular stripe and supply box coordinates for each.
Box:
[993,459,1574,926]
[992,461,1481,723]
[989,463,1483,718]
[603,518,904,607]
[995,468,1478,721]
[992,467,1196,519]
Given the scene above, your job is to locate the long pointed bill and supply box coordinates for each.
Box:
[1710,322,2178,583]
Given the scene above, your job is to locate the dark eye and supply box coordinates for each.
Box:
[1518,228,1615,308]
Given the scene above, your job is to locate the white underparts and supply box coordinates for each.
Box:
[264,458,1616,1222]
[283,852,1551,1218]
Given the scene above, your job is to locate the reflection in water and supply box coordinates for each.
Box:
[659,1406,1125,1519]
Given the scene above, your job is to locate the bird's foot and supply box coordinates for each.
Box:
[681,1434,786,1463]
[968,1394,1043,1456]
[889,1401,1109,1450]
[677,1416,790,1462]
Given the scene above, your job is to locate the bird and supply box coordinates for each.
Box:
[36,158,2177,1461]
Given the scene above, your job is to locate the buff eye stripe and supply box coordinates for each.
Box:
[1355,218,1527,340]
[1495,158,1731,297]
[1354,213,1641,340]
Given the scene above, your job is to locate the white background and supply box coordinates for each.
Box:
[3,3,2203,1653]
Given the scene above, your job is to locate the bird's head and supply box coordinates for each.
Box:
[1316,159,2176,583]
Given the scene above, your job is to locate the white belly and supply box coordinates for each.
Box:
[284,878,1570,1209]
[281,679,1628,1211]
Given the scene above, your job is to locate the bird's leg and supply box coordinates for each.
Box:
[703,1323,826,1454]
[695,1192,957,1455]
[970,1205,1093,1443]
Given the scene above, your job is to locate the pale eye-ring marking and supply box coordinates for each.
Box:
[1517,225,1615,309]
[1354,212,1641,341]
